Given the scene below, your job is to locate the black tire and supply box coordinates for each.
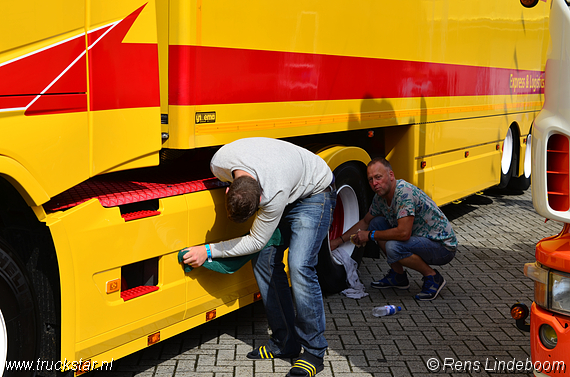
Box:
[521,0,539,8]
[507,173,531,191]
[317,161,372,294]
[498,127,517,189]
[508,133,532,191]
[0,240,39,377]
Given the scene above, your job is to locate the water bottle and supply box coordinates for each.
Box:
[372,305,401,317]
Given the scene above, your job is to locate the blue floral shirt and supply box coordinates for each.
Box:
[369,179,458,251]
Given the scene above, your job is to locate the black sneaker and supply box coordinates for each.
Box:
[415,270,446,301]
[246,345,299,360]
[286,353,324,377]
[371,269,410,289]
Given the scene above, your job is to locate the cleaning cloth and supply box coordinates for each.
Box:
[179,228,283,274]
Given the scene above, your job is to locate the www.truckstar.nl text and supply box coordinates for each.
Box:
[4,358,114,373]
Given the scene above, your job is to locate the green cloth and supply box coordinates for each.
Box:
[179,228,283,274]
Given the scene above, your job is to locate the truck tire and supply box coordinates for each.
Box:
[498,127,516,189]
[317,161,372,294]
[0,241,39,377]
[508,133,532,191]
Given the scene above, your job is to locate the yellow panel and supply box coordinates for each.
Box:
[46,196,187,359]
[431,143,500,205]
[171,0,548,70]
[0,111,89,201]
[169,95,542,150]
[0,0,84,59]
[157,0,170,115]
[166,0,547,149]
[47,186,253,361]
[164,106,196,149]
[384,110,537,205]
[90,108,161,175]
[67,290,258,371]
[87,0,152,31]
[122,0,158,44]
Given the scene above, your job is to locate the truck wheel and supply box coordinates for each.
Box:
[498,127,516,189]
[508,133,531,190]
[0,242,39,377]
[317,161,371,294]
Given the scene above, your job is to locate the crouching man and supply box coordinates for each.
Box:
[330,157,457,301]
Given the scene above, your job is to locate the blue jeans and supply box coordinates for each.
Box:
[252,189,336,359]
[369,217,455,266]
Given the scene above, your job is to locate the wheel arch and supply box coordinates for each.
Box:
[0,156,50,207]
[316,145,371,172]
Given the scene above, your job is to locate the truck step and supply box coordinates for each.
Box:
[44,169,227,213]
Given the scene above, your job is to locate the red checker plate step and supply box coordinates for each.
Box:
[121,210,162,221]
[121,285,160,301]
[44,169,227,213]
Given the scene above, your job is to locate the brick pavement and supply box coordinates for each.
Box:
[91,188,561,377]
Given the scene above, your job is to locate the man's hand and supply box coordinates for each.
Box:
[352,230,370,247]
[182,245,208,267]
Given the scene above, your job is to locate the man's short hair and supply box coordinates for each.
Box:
[226,176,262,223]
[368,157,392,171]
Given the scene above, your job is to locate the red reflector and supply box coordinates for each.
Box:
[206,309,217,321]
[148,332,160,345]
[121,286,159,301]
[253,292,262,301]
[122,210,161,221]
[420,161,426,169]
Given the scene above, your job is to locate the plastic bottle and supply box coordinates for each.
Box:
[372,305,401,317]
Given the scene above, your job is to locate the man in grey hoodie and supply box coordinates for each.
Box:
[183,137,336,377]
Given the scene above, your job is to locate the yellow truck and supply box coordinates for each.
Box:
[0,1,548,374]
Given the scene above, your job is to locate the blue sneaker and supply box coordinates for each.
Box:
[415,270,446,301]
[371,269,410,289]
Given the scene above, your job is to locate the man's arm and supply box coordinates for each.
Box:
[183,195,286,267]
[352,215,414,246]
[330,212,374,250]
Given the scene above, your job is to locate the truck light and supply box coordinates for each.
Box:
[206,309,216,321]
[510,303,530,331]
[539,324,558,349]
[524,262,548,308]
[511,304,528,320]
[106,279,121,294]
[148,332,160,346]
[550,270,570,315]
[524,263,570,316]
